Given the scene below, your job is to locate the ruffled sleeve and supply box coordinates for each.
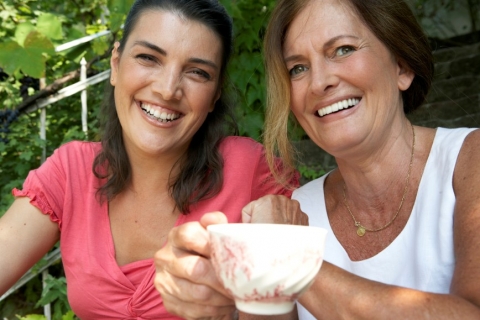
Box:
[12,187,61,229]
[10,141,94,231]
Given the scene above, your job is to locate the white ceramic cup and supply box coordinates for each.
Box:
[207,223,327,315]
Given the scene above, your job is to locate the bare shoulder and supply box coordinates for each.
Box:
[451,128,480,305]
[454,128,480,191]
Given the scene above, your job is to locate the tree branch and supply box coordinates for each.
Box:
[15,49,113,114]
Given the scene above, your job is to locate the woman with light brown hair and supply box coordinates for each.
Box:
[261,0,480,318]
[154,0,480,318]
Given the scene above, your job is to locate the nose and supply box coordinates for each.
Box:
[309,61,339,96]
[151,68,182,101]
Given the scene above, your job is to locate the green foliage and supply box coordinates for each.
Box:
[220,0,276,140]
[298,164,326,182]
[17,310,76,320]
[34,275,72,319]
[0,1,116,316]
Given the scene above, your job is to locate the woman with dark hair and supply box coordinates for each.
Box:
[0,0,297,318]
[154,0,480,318]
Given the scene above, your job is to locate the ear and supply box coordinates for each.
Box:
[396,59,415,91]
[209,88,221,113]
[110,42,121,86]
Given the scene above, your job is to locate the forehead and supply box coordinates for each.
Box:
[284,0,368,50]
[126,9,223,59]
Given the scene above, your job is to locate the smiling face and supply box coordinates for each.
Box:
[110,9,222,160]
[283,0,414,156]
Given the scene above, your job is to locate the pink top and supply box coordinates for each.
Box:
[13,136,297,319]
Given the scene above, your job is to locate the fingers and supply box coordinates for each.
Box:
[155,261,233,307]
[161,286,236,319]
[241,202,254,223]
[242,195,309,226]
[154,212,236,318]
[155,225,231,296]
[200,211,229,228]
[154,245,236,318]
[168,220,211,257]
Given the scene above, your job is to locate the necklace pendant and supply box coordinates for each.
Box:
[356,225,366,237]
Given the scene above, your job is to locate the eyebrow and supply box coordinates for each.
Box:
[134,40,167,56]
[323,35,359,49]
[133,40,219,70]
[283,34,360,64]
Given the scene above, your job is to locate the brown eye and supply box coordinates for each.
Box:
[191,69,211,80]
[136,54,156,63]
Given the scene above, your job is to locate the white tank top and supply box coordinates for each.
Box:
[292,127,476,319]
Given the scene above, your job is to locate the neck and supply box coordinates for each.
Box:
[126,150,185,195]
[335,122,415,199]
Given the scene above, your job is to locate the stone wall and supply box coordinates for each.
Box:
[408,42,480,128]
[294,41,480,182]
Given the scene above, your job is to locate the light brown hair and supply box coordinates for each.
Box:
[263,0,433,179]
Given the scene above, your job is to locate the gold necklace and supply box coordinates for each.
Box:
[342,124,415,237]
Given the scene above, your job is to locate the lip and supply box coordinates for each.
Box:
[136,99,184,125]
[314,96,362,118]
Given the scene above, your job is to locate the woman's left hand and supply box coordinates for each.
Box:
[154,212,237,320]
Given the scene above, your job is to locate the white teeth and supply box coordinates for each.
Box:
[141,102,181,122]
[317,98,360,117]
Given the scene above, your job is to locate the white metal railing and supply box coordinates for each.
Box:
[0,29,112,319]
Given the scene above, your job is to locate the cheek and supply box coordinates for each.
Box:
[190,85,218,112]
[342,57,373,87]
[290,82,307,113]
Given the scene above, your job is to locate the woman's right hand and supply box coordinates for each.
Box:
[241,195,308,226]
[154,211,237,320]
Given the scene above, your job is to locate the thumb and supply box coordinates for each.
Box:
[241,201,254,223]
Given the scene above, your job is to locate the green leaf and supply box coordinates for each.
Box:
[62,311,76,320]
[37,13,63,40]
[0,40,23,74]
[92,37,109,55]
[25,31,55,55]
[19,150,33,161]
[17,315,46,320]
[17,31,56,77]
[15,22,35,46]
[108,0,134,14]
[109,12,125,33]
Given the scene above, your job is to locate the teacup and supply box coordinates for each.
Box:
[207,223,327,315]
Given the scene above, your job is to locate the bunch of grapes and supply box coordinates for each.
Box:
[0,69,40,143]
[19,76,40,100]
[0,68,7,81]
[0,109,20,143]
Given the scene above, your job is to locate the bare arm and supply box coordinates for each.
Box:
[0,197,60,295]
[299,129,480,319]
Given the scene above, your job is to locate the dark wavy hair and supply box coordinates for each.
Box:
[93,0,237,213]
